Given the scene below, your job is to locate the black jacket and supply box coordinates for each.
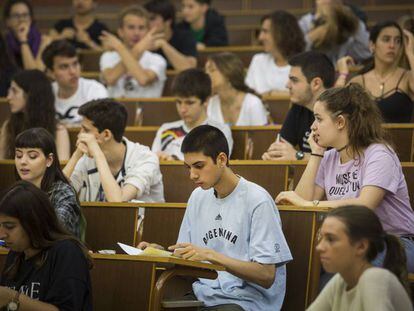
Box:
[177,8,228,47]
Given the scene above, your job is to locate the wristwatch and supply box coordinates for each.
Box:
[7,291,20,311]
[295,150,305,160]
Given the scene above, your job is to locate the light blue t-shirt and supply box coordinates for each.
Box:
[177,177,293,311]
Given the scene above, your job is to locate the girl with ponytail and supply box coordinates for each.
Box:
[276,83,414,272]
[307,205,412,310]
[205,52,269,126]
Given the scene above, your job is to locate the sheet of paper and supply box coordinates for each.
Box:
[117,242,143,255]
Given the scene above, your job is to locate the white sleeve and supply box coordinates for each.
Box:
[249,199,292,264]
[221,124,233,156]
[123,150,161,198]
[100,52,120,71]
[247,96,268,126]
[70,157,88,193]
[245,57,258,91]
[151,127,163,153]
[88,81,108,99]
[143,54,167,82]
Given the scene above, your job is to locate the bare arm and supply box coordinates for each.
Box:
[276,185,385,210]
[158,39,196,71]
[169,243,276,289]
[114,43,157,86]
[77,133,139,202]
[295,132,326,199]
[0,121,8,159]
[55,124,70,161]
[62,148,83,179]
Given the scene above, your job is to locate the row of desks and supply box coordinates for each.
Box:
[0,203,329,311]
[2,160,414,207]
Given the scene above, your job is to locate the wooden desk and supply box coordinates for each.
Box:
[79,202,328,311]
[0,249,222,311]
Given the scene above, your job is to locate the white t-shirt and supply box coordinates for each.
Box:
[151,118,234,160]
[207,93,268,126]
[177,177,292,311]
[53,78,108,124]
[100,50,167,98]
[245,53,290,94]
[307,268,413,311]
[70,137,165,202]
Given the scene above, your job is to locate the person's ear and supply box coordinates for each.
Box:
[101,129,113,142]
[216,152,228,168]
[354,238,369,258]
[310,77,323,93]
[46,153,54,168]
[336,114,346,130]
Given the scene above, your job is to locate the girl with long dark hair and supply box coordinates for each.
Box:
[0,181,92,310]
[0,70,70,160]
[14,128,81,238]
[276,84,414,272]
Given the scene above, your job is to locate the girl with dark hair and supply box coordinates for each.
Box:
[340,21,414,123]
[0,70,70,160]
[205,52,268,126]
[245,10,305,95]
[276,84,414,272]
[14,128,81,238]
[3,0,51,70]
[0,181,92,310]
[0,33,18,97]
[307,205,412,310]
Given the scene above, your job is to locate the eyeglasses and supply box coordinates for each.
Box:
[9,13,31,20]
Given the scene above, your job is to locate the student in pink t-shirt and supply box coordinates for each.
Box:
[276,83,414,272]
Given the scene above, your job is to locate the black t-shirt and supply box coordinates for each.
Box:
[155,27,197,69]
[54,18,108,49]
[280,104,314,153]
[0,240,92,311]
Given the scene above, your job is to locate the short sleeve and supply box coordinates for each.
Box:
[86,81,108,99]
[249,200,292,265]
[151,127,163,153]
[219,124,233,155]
[245,57,258,92]
[280,105,299,146]
[44,241,91,311]
[143,53,167,82]
[362,147,400,194]
[123,151,161,198]
[100,52,120,71]
[246,95,267,126]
